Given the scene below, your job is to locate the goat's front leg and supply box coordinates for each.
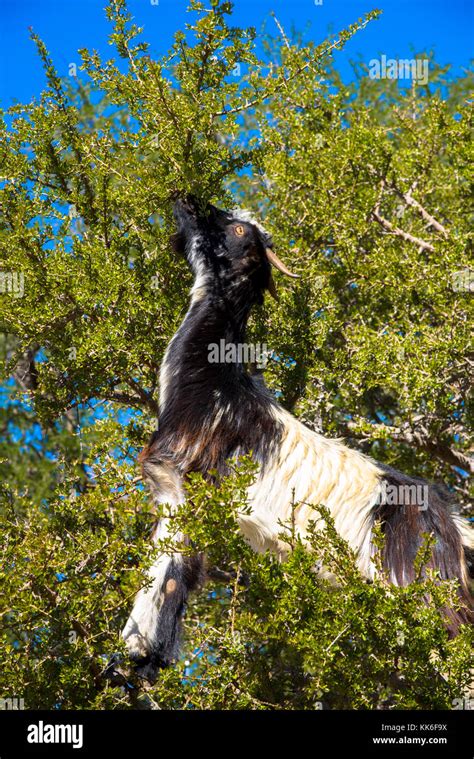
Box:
[122,464,204,680]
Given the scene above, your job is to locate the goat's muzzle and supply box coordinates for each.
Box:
[173,194,200,219]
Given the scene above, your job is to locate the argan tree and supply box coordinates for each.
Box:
[0,0,472,710]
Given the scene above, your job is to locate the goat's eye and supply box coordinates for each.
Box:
[234,225,245,237]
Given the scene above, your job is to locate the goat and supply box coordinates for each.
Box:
[121,195,473,680]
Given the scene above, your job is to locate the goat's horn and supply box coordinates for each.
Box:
[266,248,299,278]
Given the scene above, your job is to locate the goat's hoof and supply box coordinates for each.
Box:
[130,653,171,683]
[102,654,134,688]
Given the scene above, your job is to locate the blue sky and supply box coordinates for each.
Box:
[0,0,472,106]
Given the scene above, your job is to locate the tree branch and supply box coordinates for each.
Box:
[214,17,374,119]
[272,14,291,50]
[368,165,448,238]
[390,185,448,238]
[345,420,473,474]
[104,390,148,408]
[372,209,435,253]
[125,378,159,414]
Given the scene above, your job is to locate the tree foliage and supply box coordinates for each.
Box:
[0,0,472,710]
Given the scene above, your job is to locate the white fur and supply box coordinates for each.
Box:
[159,236,209,411]
[240,406,384,577]
[452,515,474,586]
[122,464,185,659]
[124,205,473,666]
[231,208,270,240]
[159,335,179,412]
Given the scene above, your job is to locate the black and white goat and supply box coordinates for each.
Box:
[122,196,473,679]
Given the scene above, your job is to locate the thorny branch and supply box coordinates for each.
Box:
[368,166,449,239]
[213,18,374,119]
[372,179,436,253]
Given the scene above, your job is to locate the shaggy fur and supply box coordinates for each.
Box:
[122,196,473,678]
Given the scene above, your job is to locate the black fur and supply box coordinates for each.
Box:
[133,197,284,678]
[142,197,283,478]
[375,464,472,633]
[131,197,472,679]
[132,555,204,681]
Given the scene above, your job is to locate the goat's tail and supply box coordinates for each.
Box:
[375,468,473,634]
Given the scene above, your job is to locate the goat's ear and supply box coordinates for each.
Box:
[267,272,279,301]
[170,232,186,256]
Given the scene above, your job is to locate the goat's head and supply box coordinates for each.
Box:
[171,195,298,305]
